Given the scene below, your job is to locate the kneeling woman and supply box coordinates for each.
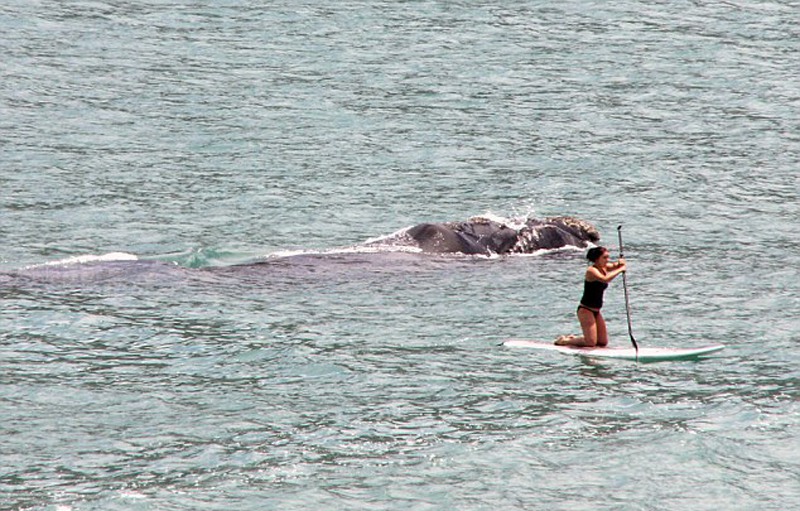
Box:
[556,246,626,347]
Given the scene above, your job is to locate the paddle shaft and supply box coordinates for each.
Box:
[617,226,639,355]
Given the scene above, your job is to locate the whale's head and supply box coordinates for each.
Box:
[543,216,600,243]
[512,216,600,253]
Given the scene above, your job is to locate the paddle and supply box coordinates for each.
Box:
[617,225,639,360]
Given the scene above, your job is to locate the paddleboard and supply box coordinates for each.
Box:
[502,339,725,363]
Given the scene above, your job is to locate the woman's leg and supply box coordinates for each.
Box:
[574,307,598,347]
[595,312,608,347]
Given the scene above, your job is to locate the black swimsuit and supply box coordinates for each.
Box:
[579,279,608,316]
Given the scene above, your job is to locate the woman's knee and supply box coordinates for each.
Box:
[580,328,598,347]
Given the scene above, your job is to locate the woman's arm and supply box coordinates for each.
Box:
[586,261,627,283]
[605,257,626,271]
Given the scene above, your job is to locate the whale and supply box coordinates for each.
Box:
[384,215,599,256]
[1,215,600,288]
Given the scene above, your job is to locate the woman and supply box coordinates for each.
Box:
[555,246,626,347]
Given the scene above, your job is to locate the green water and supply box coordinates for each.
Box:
[2,1,798,510]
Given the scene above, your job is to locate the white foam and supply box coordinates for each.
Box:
[360,225,414,245]
[26,252,139,269]
[467,211,536,231]
[510,244,588,257]
[265,244,422,259]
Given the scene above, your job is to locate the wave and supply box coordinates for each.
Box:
[266,244,424,260]
[23,252,139,269]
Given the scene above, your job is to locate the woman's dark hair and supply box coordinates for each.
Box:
[586,246,608,262]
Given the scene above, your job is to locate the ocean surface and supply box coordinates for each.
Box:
[2,1,798,510]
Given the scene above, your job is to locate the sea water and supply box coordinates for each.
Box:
[1,1,798,510]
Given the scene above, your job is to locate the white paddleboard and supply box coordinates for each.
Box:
[502,339,725,363]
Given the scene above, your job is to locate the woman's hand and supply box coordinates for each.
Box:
[607,258,626,271]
